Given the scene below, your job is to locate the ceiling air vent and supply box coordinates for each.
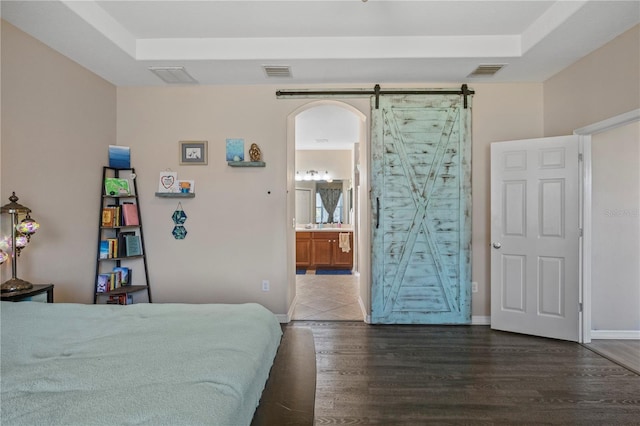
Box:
[467,64,506,78]
[148,66,198,84]
[263,65,292,78]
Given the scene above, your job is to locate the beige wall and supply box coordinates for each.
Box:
[544,25,640,136]
[296,149,353,181]
[591,122,640,331]
[3,21,549,320]
[117,84,544,318]
[1,21,116,302]
[543,24,639,333]
[2,19,637,325]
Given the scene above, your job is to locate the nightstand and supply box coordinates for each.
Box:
[1,284,54,303]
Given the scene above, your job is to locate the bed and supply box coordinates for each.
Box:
[0,301,283,425]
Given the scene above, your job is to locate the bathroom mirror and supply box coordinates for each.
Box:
[295,180,351,225]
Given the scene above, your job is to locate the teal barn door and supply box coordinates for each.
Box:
[371,94,472,324]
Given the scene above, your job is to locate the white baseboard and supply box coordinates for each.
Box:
[472,316,491,325]
[277,294,299,323]
[358,296,371,323]
[276,313,290,323]
[590,330,640,339]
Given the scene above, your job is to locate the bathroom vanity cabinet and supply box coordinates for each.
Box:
[296,230,353,270]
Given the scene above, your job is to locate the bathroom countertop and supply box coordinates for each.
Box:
[296,227,352,232]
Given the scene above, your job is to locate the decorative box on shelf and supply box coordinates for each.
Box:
[227,161,266,167]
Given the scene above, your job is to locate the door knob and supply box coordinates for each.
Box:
[492,242,502,249]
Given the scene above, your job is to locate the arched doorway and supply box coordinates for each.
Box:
[286,100,368,321]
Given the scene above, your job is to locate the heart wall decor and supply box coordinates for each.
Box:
[162,176,175,189]
[158,171,178,193]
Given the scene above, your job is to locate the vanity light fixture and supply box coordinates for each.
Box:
[296,170,332,182]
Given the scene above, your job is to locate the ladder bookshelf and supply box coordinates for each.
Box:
[93,166,152,304]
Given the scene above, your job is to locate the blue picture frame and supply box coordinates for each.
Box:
[226,138,244,162]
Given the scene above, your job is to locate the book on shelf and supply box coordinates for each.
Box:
[118,232,135,257]
[107,294,133,305]
[122,203,139,226]
[110,270,122,290]
[101,208,114,227]
[96,274,110,292]
[104,178,131,196]
[108,205,122,226]
[101,206,121,227]
[125,235,142,257]
[107,238,118,258]
[113,266,131,286]
[99,241,109,259]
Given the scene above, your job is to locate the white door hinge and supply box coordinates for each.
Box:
[579,228,583,237]
[578,153,584,162]
[579,302,583,312]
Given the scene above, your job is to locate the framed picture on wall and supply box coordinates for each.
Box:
[179,141,208,165]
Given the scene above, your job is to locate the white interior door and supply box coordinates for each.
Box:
[490,136,580,341]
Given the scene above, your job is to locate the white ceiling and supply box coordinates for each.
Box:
[3,1,638,151]
[295,104,361,150]
[2,1,639,87]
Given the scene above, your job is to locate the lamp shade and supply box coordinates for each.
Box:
[16,217,40,235]
[0,236,10,252]
[15,235,28,249]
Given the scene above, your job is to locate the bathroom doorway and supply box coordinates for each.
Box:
[291,101,365,321]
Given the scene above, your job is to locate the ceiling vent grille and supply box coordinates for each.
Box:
[263,65,292,78]
[467,64,506,78]
[148,66,198,84]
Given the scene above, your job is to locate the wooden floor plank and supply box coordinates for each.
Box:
[252,327,316,426]
[584,339,640,375]
[289,321,639,425]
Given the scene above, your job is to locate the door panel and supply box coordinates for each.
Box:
[333,234,353,267]
[311,238,332,266]
[490,136,580,341]
[371,95,472,324]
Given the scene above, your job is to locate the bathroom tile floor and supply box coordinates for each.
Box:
[292,272,363,321]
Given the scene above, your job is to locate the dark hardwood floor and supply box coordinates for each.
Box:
[288,321,639,425]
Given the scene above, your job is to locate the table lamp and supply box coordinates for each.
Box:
[1,192,40,292]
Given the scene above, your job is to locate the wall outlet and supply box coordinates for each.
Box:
[262,280,270,292]
[472,281,478,293]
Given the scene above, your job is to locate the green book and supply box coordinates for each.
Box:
[104,178,131,196]
[125,235,142,257]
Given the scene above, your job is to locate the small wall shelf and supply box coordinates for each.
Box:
[227,161,266,167]
[155,192,195,198]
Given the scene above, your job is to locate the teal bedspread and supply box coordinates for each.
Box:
[0,301,282,425]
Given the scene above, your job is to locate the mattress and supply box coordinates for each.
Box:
[0,301,282,425]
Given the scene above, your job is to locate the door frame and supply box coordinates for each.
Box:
[286,100,370,322]
[574,108,640,343]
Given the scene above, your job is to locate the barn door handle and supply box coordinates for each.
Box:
[376,197,380,229]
